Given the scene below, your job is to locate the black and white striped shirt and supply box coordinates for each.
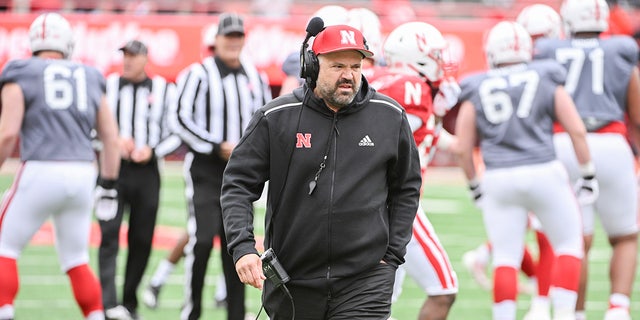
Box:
[172,56,272,154]
[106,73,181,158]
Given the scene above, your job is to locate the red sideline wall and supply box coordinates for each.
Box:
[0,13,496,85]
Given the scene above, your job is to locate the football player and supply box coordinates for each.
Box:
[456,21,591,320]
[534,1,640,319]
[461,6,565,320]
[368,22,459,320]
[0,13,120,320]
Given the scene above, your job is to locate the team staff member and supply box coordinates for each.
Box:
[221,24,422,319]
[99,39,180,320]
[0,13,120,320]
[456,21,590,320]
[535,1,640,318]
[171,12,271,320]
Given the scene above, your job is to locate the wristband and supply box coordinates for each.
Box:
[97,177,118,189]
[579,161,596,178]
[468,177,480,189]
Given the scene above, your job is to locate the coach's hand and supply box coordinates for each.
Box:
[574,175,599,206]
[236,254,266,290]
[94,177,118,221]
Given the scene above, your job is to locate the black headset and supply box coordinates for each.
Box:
[299,17,325,90]
[301,49,320,89]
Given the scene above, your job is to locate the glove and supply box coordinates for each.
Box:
[94,178,118,221]
[433,78,461,117]
[574,175,599,206]
[468,178,484,208]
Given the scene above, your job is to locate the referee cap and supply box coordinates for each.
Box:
[119,40,148,55]
[217,12,245,36]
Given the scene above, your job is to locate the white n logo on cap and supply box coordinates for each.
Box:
[340,30,356,45]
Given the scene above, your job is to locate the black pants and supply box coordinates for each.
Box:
[263,263,396,320]
[99,159,160,312]
[182,152,245,320]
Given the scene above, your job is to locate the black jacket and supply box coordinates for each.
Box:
[221,78,422,282]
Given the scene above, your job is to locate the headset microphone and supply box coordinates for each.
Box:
[300,17,325,88]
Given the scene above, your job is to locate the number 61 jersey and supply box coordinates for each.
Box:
[0,57,105,162]
[458,60,567,170]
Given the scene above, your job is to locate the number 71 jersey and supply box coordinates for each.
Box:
[534,36,639,125]
[0,57,105,161]
[458,60,566,169]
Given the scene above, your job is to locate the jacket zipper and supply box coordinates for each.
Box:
[326,112,339,293]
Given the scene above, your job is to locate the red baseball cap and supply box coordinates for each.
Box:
[312,25,374,58]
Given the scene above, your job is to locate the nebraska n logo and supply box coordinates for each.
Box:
[296,133,311,148]
[340,30,357,45]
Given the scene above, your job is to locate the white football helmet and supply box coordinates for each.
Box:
[561,0,609,34]
[29,12,74,58]
[311,5,349,27]
[383,22,447,83]
[202,24,218,48]
[347,8,383,63]
[485,21,532,69]
[516,4,563,39]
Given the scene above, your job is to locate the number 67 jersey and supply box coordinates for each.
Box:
[458,60,566,169]
[534,36,638,130]
[0,58,105,161]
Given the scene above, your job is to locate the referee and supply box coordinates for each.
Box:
[171,13,272,320]
[99,39,181,320]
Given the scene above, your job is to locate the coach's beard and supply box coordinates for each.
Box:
[320,79,360,109]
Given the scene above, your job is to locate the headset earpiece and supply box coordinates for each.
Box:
[301,49,319,89]
[299,17,325,90]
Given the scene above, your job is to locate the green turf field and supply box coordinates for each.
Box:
[4,162,639,319]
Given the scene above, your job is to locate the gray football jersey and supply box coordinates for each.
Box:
[459,60,566,169]
[0,58,105,161]
[535,36,639,127]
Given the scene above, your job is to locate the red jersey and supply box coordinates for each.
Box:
[368,66,441,170]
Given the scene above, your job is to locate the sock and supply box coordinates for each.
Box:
[0,305,15,320]
[494,266,518,303]
[476,243,491,266]
[520,247,537,278]
[0,256,18,313]
[535,231,554,297]
[550,287,577,314]
[67,264,103,317]
[86,310,105,320]
[609,293,630,310]
[575,310,586,320]
[214,275,227,301]
[552,255,580,291]
[149,259,175,288]
[531,296,549,308]
[493,300,517,320]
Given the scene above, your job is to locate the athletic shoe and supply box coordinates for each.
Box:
[552,308,576,320]
[462,249,491,290]
[604,308,631,320]
[523,303,550,320]
[105,305,134,320]
[214,296,227,309]
[142,285,160,309]
[130,311,143,320]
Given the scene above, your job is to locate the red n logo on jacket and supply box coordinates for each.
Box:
[296,133,311,148]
